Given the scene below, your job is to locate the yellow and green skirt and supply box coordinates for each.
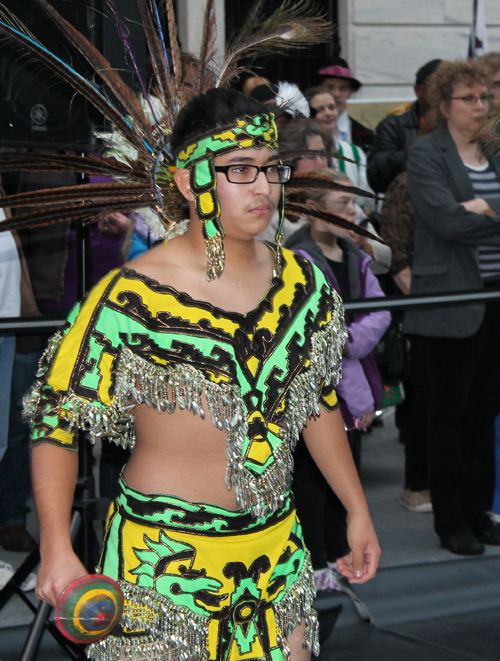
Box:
[87,476,319,661]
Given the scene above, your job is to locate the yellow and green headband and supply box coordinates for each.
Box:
[174,113,282,281]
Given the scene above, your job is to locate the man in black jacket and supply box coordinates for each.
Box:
[367,59,442,193]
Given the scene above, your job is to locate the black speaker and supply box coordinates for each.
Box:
[0,0,147,151]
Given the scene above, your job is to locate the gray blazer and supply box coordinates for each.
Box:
[403,124,500,338]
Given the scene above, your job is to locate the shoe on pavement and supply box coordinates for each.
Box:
[0,525,37,552]
[400,489,433,513]
[0,560,14,590]
[477,521,500,546]
[440,528,485,556]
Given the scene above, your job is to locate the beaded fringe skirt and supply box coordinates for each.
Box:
[87,476,319,661]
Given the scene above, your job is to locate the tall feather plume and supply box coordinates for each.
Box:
[0,183,155,208]
[165,0,184,109]
[285,202,385,243]
[285,172,379,200]
[0,16,152,158]
[136,0,174,125]
[105,0,161,132]
[33,0,151,136]
[217,0,332,88]
[0,153,147,179]
[196,0,217,95]
[0,198,154,234]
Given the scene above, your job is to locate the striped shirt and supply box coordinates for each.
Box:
[465,162,500,282]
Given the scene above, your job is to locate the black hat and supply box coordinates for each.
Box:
[316,57,362,91]
[415,59,442,85]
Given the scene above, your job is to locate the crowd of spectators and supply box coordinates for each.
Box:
[2,49,500,596]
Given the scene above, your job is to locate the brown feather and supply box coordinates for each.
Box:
[0,153,147,179]
[165,0,184,107]
[0,183,154,208]
[218,0,332,88]
[285,172,379,200]
[197,0,217,94]
[137,0,174,122]
[280,147,369,169]
[0,199,154,233]
[285,202,385,243]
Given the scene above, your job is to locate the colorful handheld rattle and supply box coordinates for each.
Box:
[54,574,123,643]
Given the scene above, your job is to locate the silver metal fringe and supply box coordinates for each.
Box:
[205,232,225,281]
[86,581,209,661]
[24,293,345,519]
[87,559,318,661]
[274,552,320,659]
[273,231,284,279]
[282,297,347,450]
[22,330,65,423]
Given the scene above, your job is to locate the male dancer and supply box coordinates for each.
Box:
[29,88,379,661]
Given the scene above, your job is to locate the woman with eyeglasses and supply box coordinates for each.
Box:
[404,60,500,556]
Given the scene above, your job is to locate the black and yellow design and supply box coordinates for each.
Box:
[26,248,346,517]
[87,477,318,661]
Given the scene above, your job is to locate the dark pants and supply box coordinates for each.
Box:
[293,433,355,570]
[0,349,42,528]
[396,334,431,491]
[424,300,500,538]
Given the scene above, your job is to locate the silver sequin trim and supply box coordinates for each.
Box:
[274,552,320,658]
[86,581,209,661]
[282,295,347,450]
[87,555,318,661]
[22,330,65,424]
[24,294,345,518]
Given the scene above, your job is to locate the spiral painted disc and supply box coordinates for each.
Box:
[55,574,123,643]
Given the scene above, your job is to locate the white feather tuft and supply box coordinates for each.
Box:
[275,82,310,118]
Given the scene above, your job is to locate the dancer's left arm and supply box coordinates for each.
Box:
[302,407,380,584]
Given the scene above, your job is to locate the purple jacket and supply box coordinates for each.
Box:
[285,227,391,426]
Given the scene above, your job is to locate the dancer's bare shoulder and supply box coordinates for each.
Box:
[125,237,203,290]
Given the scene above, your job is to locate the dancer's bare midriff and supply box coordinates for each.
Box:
[123,394,243,510]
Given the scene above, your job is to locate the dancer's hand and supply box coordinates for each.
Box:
[337,513,380,584]
[36,549,87,606]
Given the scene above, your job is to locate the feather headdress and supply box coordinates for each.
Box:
[0,0,382,267]
[275,82,310,118]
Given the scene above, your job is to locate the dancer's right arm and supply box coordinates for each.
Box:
[32,444,87,606]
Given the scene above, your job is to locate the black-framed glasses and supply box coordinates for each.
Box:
[450,94,494,106]
[214,164,291,184]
